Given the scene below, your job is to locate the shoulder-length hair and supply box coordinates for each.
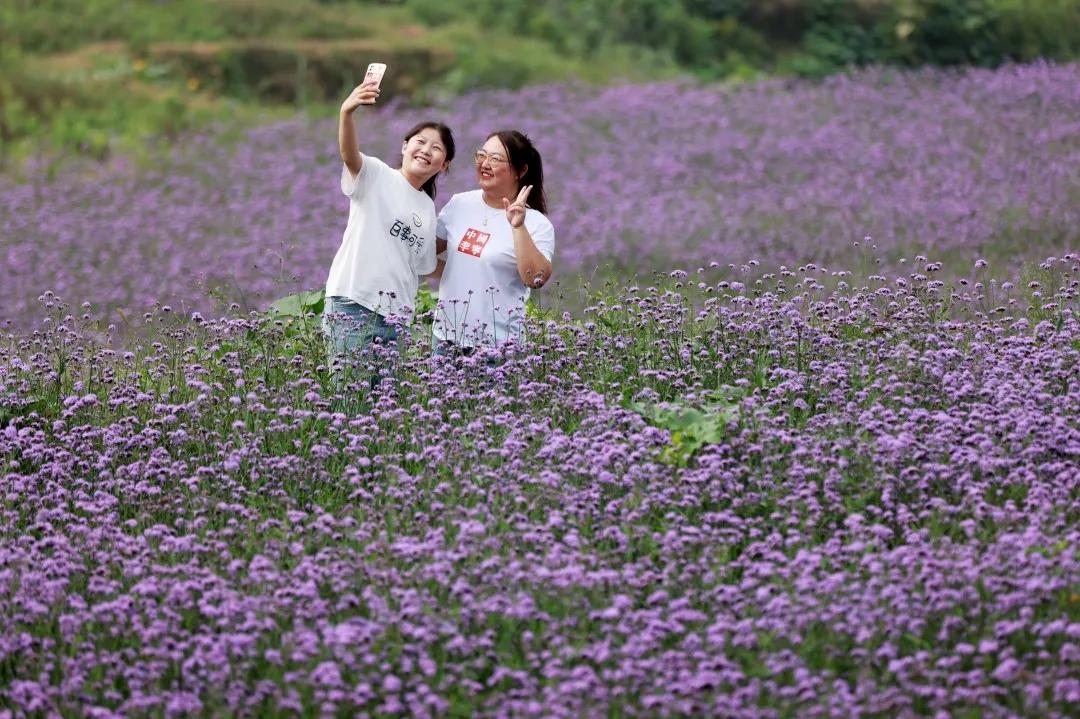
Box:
[403,121,456,199]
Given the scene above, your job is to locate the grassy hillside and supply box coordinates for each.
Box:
[0,0,682,164]
[3,0,1078,164]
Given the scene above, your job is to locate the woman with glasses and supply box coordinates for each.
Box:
[323,76,455,382]
[432,130,554,355]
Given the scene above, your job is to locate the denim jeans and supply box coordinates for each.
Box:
[322,296,399,387]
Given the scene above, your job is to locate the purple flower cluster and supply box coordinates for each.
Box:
[1,252,1078,715]
[2,62,1079,332]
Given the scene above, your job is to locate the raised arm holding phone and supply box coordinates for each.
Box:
[338,63,386,177]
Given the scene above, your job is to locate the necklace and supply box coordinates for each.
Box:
[481,197,499,226]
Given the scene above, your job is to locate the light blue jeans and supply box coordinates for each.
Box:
[321,296,399,387]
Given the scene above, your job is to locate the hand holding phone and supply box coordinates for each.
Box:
[364,62,387,89]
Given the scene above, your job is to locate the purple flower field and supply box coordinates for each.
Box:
[1,63,1080,717]
[2,62,1079,330]
[2,253,1079,716]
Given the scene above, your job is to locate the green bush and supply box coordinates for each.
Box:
[149,41,453,104]
[689,0,1080,73]
[425,29,580,96]
[992,0,1080,61]
[806,0,1080,70]
[407,0,712,64]
[0,43,207,162]
[410,0,1080,78]
[0,46,80,153]
[895,0,1005,66]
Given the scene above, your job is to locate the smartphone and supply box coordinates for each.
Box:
[364,62,387,89]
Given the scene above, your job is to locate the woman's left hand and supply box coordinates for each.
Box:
[503,185,532,229]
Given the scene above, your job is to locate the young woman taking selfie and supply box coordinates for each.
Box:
[322,71,456,381]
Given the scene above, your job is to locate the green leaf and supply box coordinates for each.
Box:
[269,289,325,318]
[633,399,741,463]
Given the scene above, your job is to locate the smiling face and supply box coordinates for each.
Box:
[475,136,523,204]
[400,127,449,185]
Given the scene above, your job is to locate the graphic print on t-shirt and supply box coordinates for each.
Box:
[456,227,491,257]
[390,218,425,255]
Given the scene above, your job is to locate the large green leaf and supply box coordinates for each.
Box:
[269,289,325,318]
[633,398,741,464]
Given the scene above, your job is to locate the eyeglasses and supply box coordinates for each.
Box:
[474,150,509,166]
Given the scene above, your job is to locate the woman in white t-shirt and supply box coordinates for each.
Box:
[323,77,455,377]
[433,130,554,354]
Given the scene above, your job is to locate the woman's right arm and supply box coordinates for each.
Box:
[339,80,380,177]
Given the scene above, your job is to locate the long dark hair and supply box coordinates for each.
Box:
[403,121,455,199]
[489,130,547,215]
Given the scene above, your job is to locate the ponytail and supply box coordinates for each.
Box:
[489,130,547,215]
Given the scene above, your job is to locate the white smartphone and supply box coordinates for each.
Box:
[364,62,387,89]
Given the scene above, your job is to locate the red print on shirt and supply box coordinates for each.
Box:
[457,228,491,257]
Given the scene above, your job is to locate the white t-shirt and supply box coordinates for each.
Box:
[325,155,437,322]
[434,190,555,348]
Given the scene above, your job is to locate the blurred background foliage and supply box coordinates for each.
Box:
[1,0,1078,163]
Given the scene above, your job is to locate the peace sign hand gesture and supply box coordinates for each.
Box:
[502,185,532,229]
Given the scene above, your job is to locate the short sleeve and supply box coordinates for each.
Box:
[527,212,556,262]
[436,194,459,240]
[340,154,385,199]
[414,247,437,276]
[414,209,439,276]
